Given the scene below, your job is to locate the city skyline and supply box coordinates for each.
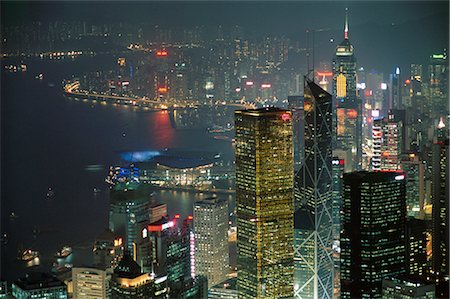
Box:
[1,1,448,298]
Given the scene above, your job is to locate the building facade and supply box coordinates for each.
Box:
[332,10,362,171]
[235,108,294,298]
[194,197,229,288]
[294,79,333,299]
[12,273,68,299]
[341,171,406,298]
[72,267,109,299]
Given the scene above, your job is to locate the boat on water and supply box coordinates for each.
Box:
[55,246,72,258]
[46,187,54,198]
[93,187,101,193]
[36,73,44,80]
[18,249,39,262]
[52,262,72,273]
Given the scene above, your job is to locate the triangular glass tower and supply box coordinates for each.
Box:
[294,79,334,299]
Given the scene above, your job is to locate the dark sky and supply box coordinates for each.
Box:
[2,1,449,75]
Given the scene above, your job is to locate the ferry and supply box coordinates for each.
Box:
[18,249,39,262]
[55,246,72,258]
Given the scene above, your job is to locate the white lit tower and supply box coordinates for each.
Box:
[294,79,333,299]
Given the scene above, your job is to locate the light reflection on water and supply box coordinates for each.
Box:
[2,54,236,281]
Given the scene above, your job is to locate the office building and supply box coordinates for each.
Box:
[208,278,237,299]
[372,113,403,171]
[382,276,435,298]
[400,153,425,218]
[341,171,406,298]
[93,229,123,268]
[138,215,206,298]
[333,9,362,171]
[72,267,109,299]
[389,67,402,109]
[235,107,294,298]
[294,79,333,299]
[194,197,229,288]
[405,218,427,277]
[288,95,304,172]
[111,251,167,299]
[12,273,68,299]
[109,182,152,256]
[432,138,449,298]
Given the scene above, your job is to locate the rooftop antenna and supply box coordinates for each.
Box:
[305,29,315,82]
[344,7,349,40]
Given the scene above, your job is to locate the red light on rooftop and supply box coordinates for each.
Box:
[187,215,193,220]
[156,50,168,57]
[174,214,181,219]
[405,79,411,84]
[261,83,271,89]
[245,81,254,86]
[281,113,291,121]
[158,87,168,93]
[317,71,333,77]
[339,159,345,165]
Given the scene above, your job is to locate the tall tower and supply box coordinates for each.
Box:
[341,171,406,298]
[194,197,229,288]
[235,108,294,298]
[432,138,449,298]
[332,9,362,171]
[294,79,333,299]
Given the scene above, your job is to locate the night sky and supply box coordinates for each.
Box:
[2,1,449,75]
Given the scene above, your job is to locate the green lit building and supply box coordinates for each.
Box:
[382,276,435,299]
[235,107,294,298]
[341,171,406,298]
[12,273,68,299]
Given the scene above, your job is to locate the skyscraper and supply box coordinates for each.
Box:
[294,79,333,299]
[111,251,167,299]
[405,217,427,277]
[389,67,402,109]
[401,153,425,218]
[341,171,406,298]
[332,9,362,171]
[235,107,294,298]
[431,138,449,298]
[109,182,152,256]
[288,95,304,172]
[372,112,403,171]
[194,197,229,288]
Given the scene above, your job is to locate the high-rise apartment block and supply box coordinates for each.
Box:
[194,197,229,288]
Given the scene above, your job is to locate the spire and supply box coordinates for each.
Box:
[344,8,349,40]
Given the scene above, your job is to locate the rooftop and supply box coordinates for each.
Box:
[13,272,66,291]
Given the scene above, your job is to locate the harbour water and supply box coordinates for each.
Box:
[1,54,235,281]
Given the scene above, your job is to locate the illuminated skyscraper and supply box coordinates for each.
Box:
[194,197,229,288]
[294,80,333,299]
[332,9,362,171]
[432,138,449,298]
[109,182,152,257]
[372,112,403,171]
[400,153,425,218]
[341,171,406,298]
[235,108,294,298]
[288,95,304,172]
[405,218,427,277]
[389,67,402,109]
